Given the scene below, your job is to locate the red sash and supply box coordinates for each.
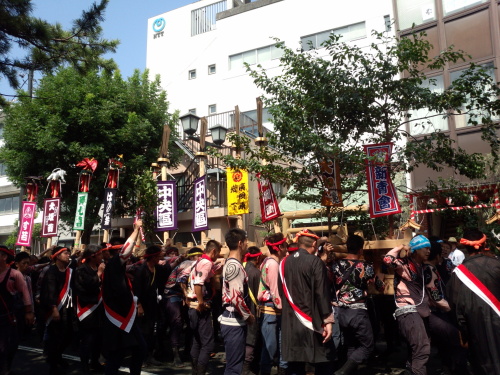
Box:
[454,264,500,318]
[103,275,136,333]
[46,268,72,325]
[77,293,102,321]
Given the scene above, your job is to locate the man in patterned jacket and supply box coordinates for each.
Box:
[333,235,384,375]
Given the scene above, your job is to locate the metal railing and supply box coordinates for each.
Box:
[191,0,226,36]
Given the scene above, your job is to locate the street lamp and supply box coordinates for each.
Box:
[180,113,200,135]
[210,124,227,146]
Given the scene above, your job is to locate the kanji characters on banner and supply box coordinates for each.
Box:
[156,180,177,231]
[192,176,208,232]
[73,192,88,230]
[364,142,401,218]
[257,173,281,223]
[101,189,117,230]
[16,202,37,247]
[227,168,249,216]
[41,198,61,237]
[320,159,342,207]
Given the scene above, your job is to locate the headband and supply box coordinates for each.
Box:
[0,247,14,257]
[460,234,487,250]
[293,229,319,243]
[143,249,162,258]
[287,245,299,252]
[409,235,430,253]
[243,251,263,262]
[188,252,204,257]
[81,248,104,263]
[51,247,68,260]
[103,244,123,251]
[265,238,287,252]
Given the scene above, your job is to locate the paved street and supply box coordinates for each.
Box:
[11,335,446,375]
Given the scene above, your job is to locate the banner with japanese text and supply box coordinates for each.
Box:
[73,192,88,230]
[257,174,281,223]
[364,143,401,218]
[192,176,208,232]
[320,159,343,207]
[16,202,37,247]
[156,180,177,231]
[41,198,61,237]
[101,189,117,230]
[227,168,249,216]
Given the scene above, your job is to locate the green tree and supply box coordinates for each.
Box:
[214,30,500,220]
[0,67,181,244]
[0,0,118,103]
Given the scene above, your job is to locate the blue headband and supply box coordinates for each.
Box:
[409,235,430,252]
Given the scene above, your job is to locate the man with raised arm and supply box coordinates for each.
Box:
[102,220,147,375]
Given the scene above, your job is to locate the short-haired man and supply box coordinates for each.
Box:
[186,240,221,375]
[383,235,431,375]
[447,228,500,374]
[258,233,288,375]
[278,229,334,375]
[333,235,384,375]
[220,228,255,375]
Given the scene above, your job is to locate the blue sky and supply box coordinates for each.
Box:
[1,0,194,98]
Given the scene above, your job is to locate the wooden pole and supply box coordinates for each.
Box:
[198,117,208,245]
[158,124,171,245]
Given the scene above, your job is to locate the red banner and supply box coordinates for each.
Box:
[16,202,37,247]
[41,198,61,237]
[364,143,401,218]
[257,174,281,223]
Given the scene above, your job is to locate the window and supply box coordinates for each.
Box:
[301,22,366,50]
[396,0,436,31]
[0,163,7,176]
[208,64,216,75]
[409,75,448,135]
[189,108,197,115]
[450,63,496,129]
[208,104,217,114]
[442,0,487,16]
[191,1,226,36]
[0,195,19,214]
[189,69,196,80]
[229,45,284,70]
[384,15,392,32]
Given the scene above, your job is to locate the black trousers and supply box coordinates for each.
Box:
[188,308,214,367]
[336,307,374,364]
[397,312,430,375]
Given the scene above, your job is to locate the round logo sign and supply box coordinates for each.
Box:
[152,18,166,33]
[232,171,243,183]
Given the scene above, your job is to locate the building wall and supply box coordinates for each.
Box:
[395,0,500,190]
[147,0,394,119]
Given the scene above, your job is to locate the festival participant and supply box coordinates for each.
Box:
[383,235,431,375]
[40,246,75,375]
[163,247,203,367]
[134,245,171,367]
[243,246,264,375]
[258,233,288,375]
[333,235,384,375]
[278,229,334,375]
[0,246,34,375]
[220,228,255,375]
[424,241,469,375]
[101,220,147,375]
[13,251,34,338]
[73,244,105,372]
[447,228,500,375]
[186,240,221,375]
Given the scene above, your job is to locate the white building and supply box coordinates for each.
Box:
[147,0,394,123]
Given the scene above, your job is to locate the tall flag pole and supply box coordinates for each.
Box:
[156,124,173,245]
[73,158,98,251]
[16,176,41,253]
[101,156,123,244]
[42,169,65,249]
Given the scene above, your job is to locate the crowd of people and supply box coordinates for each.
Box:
[0,219,499,375]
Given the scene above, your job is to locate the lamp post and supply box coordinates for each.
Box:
[179,113,228,245]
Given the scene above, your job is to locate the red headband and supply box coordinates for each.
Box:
[51,247,69,260]
[460,234,487,250]
[243,251,263,262]
[0,247,14,257]
[265,238,287,252]
[293,229,319,243]
[143,249,162,259]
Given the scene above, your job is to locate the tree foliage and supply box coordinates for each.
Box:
[0,67,181,244]
[214,30,500,206]
[0,0,118,103]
